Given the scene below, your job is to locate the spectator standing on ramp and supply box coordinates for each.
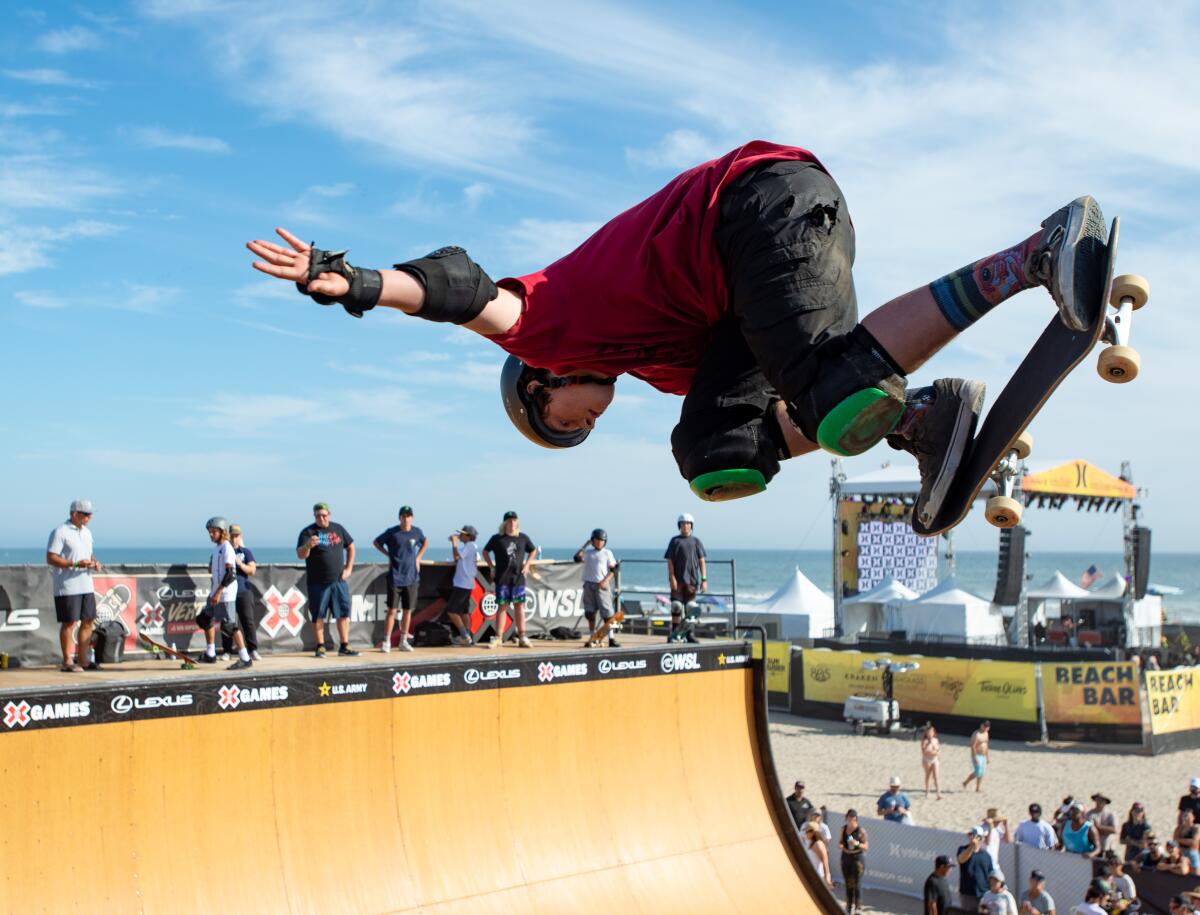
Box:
[442,526,480,647]
[45,499,102,672]
[198,517,253,670]
[1018,869,1055,915]
[373,505,427,653]
[923,855,953,915]
[837,809,868,915]
[574,528,619,647]
[220,524,261,661]
[957,825,992,913]
[963,721,991,792]
[296,502,358,658]
[665,513,706,643]
[483,511,537,648]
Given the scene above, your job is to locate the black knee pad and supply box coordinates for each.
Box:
[787,325,907,454]
[672,400,786,502]
[195,610,213,631]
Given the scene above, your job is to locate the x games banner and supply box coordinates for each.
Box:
[0,561,589,667]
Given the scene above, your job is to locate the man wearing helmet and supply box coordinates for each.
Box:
[247,141,1107,530]
[665,514,706,644]
[573,528,619,647]
[199,517,253,670]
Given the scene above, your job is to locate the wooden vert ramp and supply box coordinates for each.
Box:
[0,646,837,913]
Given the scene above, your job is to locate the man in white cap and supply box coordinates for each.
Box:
[1178,777,1200,824]
[45,499,103,671]
[664,512,706,643]
[877,775,912,823]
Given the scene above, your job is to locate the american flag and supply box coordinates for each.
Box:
[1080,564,1102,589]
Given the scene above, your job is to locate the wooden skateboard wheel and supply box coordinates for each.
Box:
[985,495,1023,528]
[1010,430,1033,460]
[1097,345,1140,383]
[1110,274,1149,311]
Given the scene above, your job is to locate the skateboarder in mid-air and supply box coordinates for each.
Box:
[247,141,1108,531]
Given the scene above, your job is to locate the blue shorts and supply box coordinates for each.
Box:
[309,580,351,620]
[495,583,526,605]
[972,754,987,778]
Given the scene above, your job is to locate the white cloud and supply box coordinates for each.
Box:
[115,283,179,314]
[308,182,354,198]
[83,448,284,477]
[463,182,493,209]
[2,68,99,88]
[625,129,719,171]
[503,218,600,270]
[0,219,120,276]
[37,27,102,54]
[0,156,122,209]
[14,290,64,309]
[130,126,231,154]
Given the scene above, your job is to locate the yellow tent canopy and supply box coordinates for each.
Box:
[1021,460,1135,500]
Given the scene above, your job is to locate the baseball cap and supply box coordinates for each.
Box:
[1132,802,1145,810]
[459,525,478,537]
[935,855,951,868]
[70,499,94,514]
[1029,803,1042,814]
[1190,776,1200,789]
[313,502,330,513]
[1031,870,1046,882]
[794,780,805,788]
[503,510,519,520]
[970,825,986,837]
[398,505,414,517]
[990,871,1006,884]
[229,524,242,535]
[889,775,901,786]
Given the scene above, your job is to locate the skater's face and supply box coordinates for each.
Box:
[536,380,614,434]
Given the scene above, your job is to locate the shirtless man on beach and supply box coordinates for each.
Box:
[963,721,991,792]
[247,141,1109,531]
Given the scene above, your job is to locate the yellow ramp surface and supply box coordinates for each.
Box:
[0,668,831,913]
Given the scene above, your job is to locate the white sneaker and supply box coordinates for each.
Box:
[488,637,502,650]
[453,635,473,647]
[250,651,262,661]
[517,635,533,649]
[398,641,414,653]
[217,653,230,662]
[381,642,392,653]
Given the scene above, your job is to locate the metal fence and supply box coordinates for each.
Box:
[614,558,739,635]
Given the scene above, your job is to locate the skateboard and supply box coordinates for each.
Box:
[582,610,624,648]
[137,631,200,669]
[914,217,1149,536]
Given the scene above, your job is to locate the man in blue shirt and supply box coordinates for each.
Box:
[877,775,912,823]
[374,505,427,653]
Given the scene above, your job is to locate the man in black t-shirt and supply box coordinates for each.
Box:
[482,511,538,648]
[1179,778,1200,823]
[296,502,358,658]
[664,512,707,643]
[786,781,815,828]
[924,855,953,915]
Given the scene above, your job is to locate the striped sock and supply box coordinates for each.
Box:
[929,232,1040,330]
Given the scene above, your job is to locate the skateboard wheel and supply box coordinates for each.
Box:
[985,495,1023,528]
[1110,274,1149,311]
[1097,345,1140,383]
[1010,431,1033,461]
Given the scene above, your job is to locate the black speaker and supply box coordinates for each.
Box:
[994,525,1027,606]
[1133,527,1151,600]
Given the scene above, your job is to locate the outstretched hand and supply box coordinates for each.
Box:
[246,227,350,299]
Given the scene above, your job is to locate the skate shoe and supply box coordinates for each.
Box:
[397,641,414,653]
[199,653,218,664]
[1027,196,1108,331]
[227,657,253,670]
[517,635,533,648]
[338,644,359,657]
[887,378,985,529]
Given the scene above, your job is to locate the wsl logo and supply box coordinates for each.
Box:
[660,652,701,673]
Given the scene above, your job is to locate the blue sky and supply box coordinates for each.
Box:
[2,1,1196,554]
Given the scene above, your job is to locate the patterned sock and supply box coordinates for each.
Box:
[929,231,1040,330]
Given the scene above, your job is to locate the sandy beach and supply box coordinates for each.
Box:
[770,712,1190,843]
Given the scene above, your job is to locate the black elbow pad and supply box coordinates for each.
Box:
[395,246,497,324]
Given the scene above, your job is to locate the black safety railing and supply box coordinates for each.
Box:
[613,558,738,635]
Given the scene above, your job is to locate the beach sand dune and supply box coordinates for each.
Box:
[770,712,1189,841]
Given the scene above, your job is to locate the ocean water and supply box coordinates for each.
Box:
[4,547,1196,622]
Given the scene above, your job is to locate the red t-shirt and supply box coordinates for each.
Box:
[489,140,826,395]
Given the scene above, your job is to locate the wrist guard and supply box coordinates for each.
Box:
[296,245,383,318]
[394,246,497,325]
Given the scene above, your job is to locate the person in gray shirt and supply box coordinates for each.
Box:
[1019,870,1056,915]
[45,499,103,671]
[664,512,706,643]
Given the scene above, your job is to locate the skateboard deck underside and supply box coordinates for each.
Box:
[913,217,1119,537]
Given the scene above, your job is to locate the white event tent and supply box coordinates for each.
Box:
[739,568,835,640]
[895,578,1007,644]
[841,576,918,635]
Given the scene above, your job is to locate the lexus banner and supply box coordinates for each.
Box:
[0,560,587,666]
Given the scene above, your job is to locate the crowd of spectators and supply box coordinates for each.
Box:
[789,773,1200,914]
